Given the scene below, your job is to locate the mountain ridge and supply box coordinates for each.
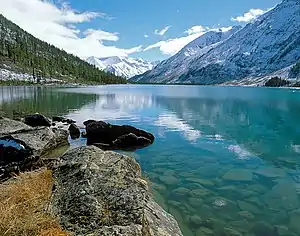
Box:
[131,0,300,84]
[86,56,157,79]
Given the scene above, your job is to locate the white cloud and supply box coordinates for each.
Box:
[185,25,209,35]
[155,113,201,142]
[144,34,149,38]
[0,0,142,59]
[144,25,210,56]
[144,24,236,56]
[155,26,171,36]
[231,8,267,23]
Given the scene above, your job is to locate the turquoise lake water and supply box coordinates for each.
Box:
[1,85,300,236]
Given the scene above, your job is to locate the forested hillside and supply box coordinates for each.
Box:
[0,14,127,84]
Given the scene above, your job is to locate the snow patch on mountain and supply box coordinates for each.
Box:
[86,56,157,78]
[131,26,242,83]
[132,0,300,85]
[0,65,62,83]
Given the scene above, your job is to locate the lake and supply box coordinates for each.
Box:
[1,85,300,236]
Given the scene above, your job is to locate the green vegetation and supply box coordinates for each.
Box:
[264,76,290,87]
[0,14,127,84]
[290,61,300,78]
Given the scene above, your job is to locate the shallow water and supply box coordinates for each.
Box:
[1,85,300,235]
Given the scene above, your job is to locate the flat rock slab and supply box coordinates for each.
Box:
[11,128,69,156]
[0,118,69,180]
[50,146,183,236]
[222,169,253,182]
[254,167,286,178]
[0,117,32,136]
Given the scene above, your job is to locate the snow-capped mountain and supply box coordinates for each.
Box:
[86,56,157,78]
[131,0,300,84]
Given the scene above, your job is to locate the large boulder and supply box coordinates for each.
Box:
[24,114,51,127]
[0,117,69,180]
[50,146,183,236]
[84,120,155,150]
[0,117,32,135]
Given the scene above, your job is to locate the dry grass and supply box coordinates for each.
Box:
[0,169,68,236]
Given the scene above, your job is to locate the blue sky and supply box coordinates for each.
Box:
[1,0,281,62]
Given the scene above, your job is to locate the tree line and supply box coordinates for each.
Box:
[0,14,127,84]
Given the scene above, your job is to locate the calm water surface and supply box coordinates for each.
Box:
[1,85,300,236]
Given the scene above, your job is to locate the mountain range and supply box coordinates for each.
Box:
[86,56,158,79]
[130,0,300,85]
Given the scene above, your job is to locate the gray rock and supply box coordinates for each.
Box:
[0,118,69,179]
[24,113,51,127]
[68,123,80,139]
[0,117,32,135]
[12,127,69,156]
[50,146,183,236]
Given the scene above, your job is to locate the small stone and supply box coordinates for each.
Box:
[188,197,203,207]
[196,227,214,235]
[246,197,265,208]
[172,187,190,196]
[168,200,181,208]
[222,169,253,182]
[250,221,275,236]
[213,199,227,207]
[237,201,261,214]
[81,131,87,138]
[159,175,180,185]
[191,188,210,197]
[238,211,254,219]
[275,225,290,236]
[224,227,243,236]
[189,215,202,225]
[187,178,215,186]
[218,185,237,191]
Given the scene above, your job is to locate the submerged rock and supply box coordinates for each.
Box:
[68,123,80,139]
[24,114,51,127]
[84,120,154,151]
[196,227,214,235]
[222,169,253,182]
[50,146,183,236]
[237,200,261,214]
[250,221,278,236]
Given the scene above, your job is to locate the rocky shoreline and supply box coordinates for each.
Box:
[0,115,182,235]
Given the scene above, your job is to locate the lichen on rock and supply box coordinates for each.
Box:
[50,146,183,236]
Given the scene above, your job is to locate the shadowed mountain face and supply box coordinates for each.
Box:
[131,0,300,84]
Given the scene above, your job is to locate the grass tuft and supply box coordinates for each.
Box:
[0,169,68,236]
